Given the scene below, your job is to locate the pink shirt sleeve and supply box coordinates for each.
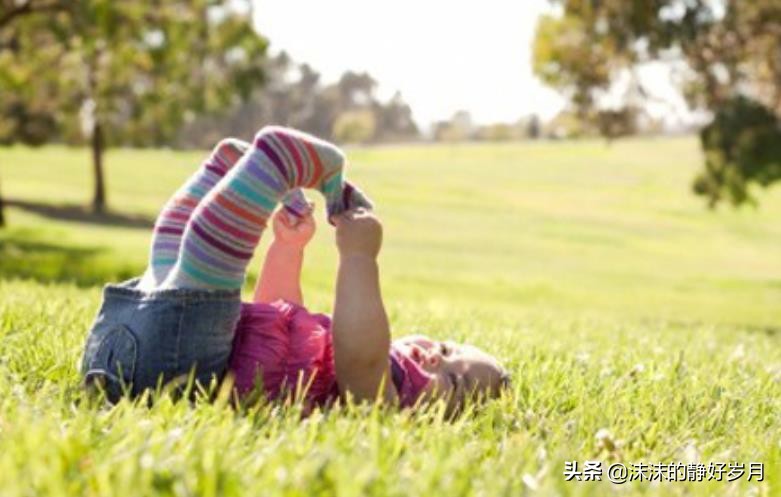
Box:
[389,344,433,408]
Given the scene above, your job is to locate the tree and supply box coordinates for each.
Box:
[475,123,516,141]
[0,0,267,212]
[0,0,70,226]
[176,54,420,147]
[595,107,640,142]
[433,110,474,142]
[693,97,781,207]
[0,0,68,28]
[332,110,376,144]
[373,91,419,142]
[527,114,541,139]
[0,176,5,227]
[533,0,781,207]
[337,71,377,109]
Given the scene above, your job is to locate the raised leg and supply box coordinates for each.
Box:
[140,138,248,289]
[162,126,372,290]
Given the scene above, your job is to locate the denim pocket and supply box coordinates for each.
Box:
[83,325,138,402]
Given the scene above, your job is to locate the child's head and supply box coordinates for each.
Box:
[394,335,509,413]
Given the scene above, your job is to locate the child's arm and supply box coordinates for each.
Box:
[331,209,398,404]
[253,207,315,305]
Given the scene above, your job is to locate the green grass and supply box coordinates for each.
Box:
[1,137,780,496]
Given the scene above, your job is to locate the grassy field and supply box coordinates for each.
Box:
[1,137,779,496]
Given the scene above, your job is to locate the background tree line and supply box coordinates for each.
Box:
[431,111,543,142]
[2,0,779,227]
[176,51,420,149]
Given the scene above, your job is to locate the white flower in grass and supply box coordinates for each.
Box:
[595,428,617,452]
[522,473,540,491]
[628,363,645,378]
[729,344,746,361]
[140,452,154,469]
[681,439,700,464]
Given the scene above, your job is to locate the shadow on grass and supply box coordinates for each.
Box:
[0,229,140,287]
[7,199,154,229]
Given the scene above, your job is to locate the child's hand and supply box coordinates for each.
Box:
[272,204,316,248]
[333,208,382,259]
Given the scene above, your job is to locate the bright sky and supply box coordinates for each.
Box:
[253,0,567,130]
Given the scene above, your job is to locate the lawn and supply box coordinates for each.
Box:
[1,137,779,496]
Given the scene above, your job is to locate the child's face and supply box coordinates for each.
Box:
[395,335,507,411]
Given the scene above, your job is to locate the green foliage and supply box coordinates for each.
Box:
[178,57,420,148]
[533,0,781,207]
[0,102,58,147]
[0,2,63,147]
[0,0,267,212]
[0,0,267,147]
[474,123,515,141]
[332,110,377,144]
[1,139,780,496]
[433,110,473,142]
[595,108,641,141]
[694,96,781,207]
[433,114,542,143]
[545,109,589,138]
[177,52,419,148]
[533,13,614,112]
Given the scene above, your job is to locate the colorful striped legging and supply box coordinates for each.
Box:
[140,126,372,291]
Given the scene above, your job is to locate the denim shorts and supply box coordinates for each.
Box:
[80,278,241,402]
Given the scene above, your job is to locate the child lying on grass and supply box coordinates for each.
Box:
[80,126,509,413]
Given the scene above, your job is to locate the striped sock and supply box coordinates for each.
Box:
[253,126,373,218]
[280,188,312,221]
[163,126,372,290]
[281,182,372,224]
[145,138,247,286]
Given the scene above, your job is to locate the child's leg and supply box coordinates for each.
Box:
[162,126,369,290]
[140,138,250,288]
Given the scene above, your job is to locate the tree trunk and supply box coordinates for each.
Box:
[91,121,106,212]
[0,175,6,227]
